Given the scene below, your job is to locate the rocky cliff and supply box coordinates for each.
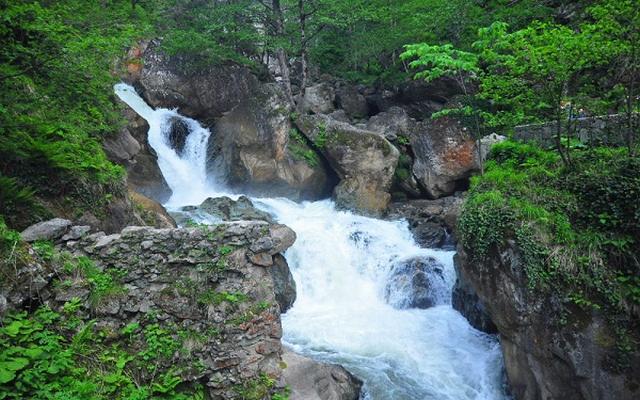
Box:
[455,242,639,400]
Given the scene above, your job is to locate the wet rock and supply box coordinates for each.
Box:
[282,349,362,400]
[271,255,296,313]
[21,218,72,242]
[451,253,497,333]
[297,114,399,216]
[387,196,463,248]
[303,83,336,114]
[111,93,172,203]
[196,196,275,223]
[384,256,448,309]
[166,116,190,155]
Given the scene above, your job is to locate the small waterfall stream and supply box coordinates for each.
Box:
[114,83,509,400]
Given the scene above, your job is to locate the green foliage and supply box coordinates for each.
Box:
[0,306,203,400]
[400,43,478,83]
[459,141,639,358]
[288,128,321,168]
[159,0,263,69]
[0,0,148,228]
[235,373,289,400]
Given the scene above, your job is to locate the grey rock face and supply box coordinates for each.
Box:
[303,83,336,114]
[366,106,413,142]
[297,114,399,216]
[456,243,640,400]
[61,225,91,241]
[212,83,332,200]
[52,222,296,399]
[138,40,259,120]
[451,253,497,333]
[271,255,297,313]
[21,218,72,242]
[335,85,368,119]
[384,256,447,309]
[282,349,362,400]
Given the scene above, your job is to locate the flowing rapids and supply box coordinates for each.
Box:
[115,83,509,400]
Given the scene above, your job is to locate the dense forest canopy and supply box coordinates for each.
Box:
[0,0,637,223]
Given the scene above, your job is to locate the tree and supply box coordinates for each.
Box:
[473,21,595,165]
[584,0,640,154]
[400,43,487,173]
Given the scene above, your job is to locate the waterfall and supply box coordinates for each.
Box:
[114,83,509,400]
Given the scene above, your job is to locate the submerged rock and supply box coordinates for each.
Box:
[166,116,190,156]
[282,349,362,400]
[384,256,448,309]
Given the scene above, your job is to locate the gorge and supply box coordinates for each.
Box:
[114,82,508,399]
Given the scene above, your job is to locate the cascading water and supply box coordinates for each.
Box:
[114,83,509,400]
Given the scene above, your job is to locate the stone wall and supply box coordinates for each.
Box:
[514,113,638,147]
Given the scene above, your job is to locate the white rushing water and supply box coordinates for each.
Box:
[114,83,509,400]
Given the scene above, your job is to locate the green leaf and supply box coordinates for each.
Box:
[0,369,15,384]
[0,357,29,372]
[4,321,23,337]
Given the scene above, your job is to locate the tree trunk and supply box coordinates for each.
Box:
[272,0,295,105]
[298,0,309,93]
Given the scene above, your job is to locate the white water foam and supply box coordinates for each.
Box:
[114,83,509,400]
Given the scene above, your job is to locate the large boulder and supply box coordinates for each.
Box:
[366,106,413,142]
[456,243,640,400]
[335,84,369,119]
[302,83,336,114]
[21,218,72,242]
[212,83,333,200]
[409,117,478,199]
[136,40,259,121]
[297,114,399,216]
[384,256,448,309]
[282,349,362,400]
